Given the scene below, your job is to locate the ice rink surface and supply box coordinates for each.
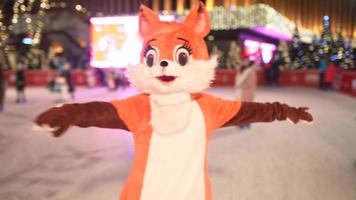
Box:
[0,86,356,200]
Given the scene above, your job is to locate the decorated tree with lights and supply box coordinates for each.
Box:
[289,28,304,69]
[277,41,290,69]
[303,35,321,69]
[332,30,348,68]
[319,16,333,56]
[308,36,320,66]
[303,44,315,69]
[341,38,356,70]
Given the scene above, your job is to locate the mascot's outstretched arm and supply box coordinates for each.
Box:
[34,102,128,137]
[224,101,313,127]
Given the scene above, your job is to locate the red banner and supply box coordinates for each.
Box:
[4,69,356,97]
[4,70,97,87]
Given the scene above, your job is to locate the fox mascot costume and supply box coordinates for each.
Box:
[35,2,313,200]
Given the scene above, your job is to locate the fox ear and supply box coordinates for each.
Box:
[183,2,210,38]
[138,4,160,37]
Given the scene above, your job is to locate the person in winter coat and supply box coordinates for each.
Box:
[15,61,27,103]
[318,54,329,90]
[324,60,337,89]
[235,57,257,128]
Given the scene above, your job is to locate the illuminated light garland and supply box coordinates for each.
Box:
[0,10,8,47]
[31,0,49,45]
[46,2,91,17]
[0,0,50,62]
[27,0,35,12]
[12,1,22,24]
[0,9,9,65]
[25,1,35,36]
[9,0,49,45]
[0,0,91,65]
[179,4,315,43]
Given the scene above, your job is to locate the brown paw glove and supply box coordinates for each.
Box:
[34,106,72,137]
[287,107,314,124]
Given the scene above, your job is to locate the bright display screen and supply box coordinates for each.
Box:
[244,39,277,63]
[90,15,174,68]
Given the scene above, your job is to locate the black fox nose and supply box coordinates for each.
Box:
[160,61,168,67]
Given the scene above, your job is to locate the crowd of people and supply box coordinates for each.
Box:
[0,56,130,112]
[0,42,352,113]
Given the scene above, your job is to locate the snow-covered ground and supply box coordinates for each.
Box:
[0,86,355,200]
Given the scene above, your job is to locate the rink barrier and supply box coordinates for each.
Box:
[3,69,356,97]
[3,70,96,87]
[212,69,320,87]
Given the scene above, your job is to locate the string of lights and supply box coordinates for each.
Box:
[32,0,49,45]
[25,0,49,61]
[0,1,89,46]
[0,1,354,70]
[179,4,315,43]
[0,10,9,48]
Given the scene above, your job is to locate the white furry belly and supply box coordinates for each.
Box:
[141,102,206,200]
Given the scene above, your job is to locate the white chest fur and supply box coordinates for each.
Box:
[140,94,206,200]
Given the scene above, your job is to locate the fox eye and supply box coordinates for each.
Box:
[145,49,157,67]
[175,47,190,66]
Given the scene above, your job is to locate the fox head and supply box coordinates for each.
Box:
[127,2,217,95]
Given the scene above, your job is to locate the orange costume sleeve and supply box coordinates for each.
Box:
[194,93,242,130]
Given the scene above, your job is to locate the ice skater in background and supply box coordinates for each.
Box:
[85,68,96,88]
[56,61,75,102]
[107,67,118,91]
[15,61,27,104]
[324,58,337,90]
[318,53,329,90]
[61,62,75,100]
[235,56,257,129]
[267,52,283,86]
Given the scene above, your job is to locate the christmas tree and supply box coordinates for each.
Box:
[310,36,320,65]
[304,41,316,69]
[304,35,320,69]
[289,28,304,69]
[319,16,333,56]
[342,38,355,70]
[278,41,290,69]
[332,30,356,70]
[332,30,346,68]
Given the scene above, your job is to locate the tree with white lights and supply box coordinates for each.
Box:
[289,28,304,69]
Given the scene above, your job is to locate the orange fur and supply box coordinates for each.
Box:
[111,4,242,199]
[139,2,210,62]
[33,3,313,200]
[127,2,217,95]
[111,94,242,200]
